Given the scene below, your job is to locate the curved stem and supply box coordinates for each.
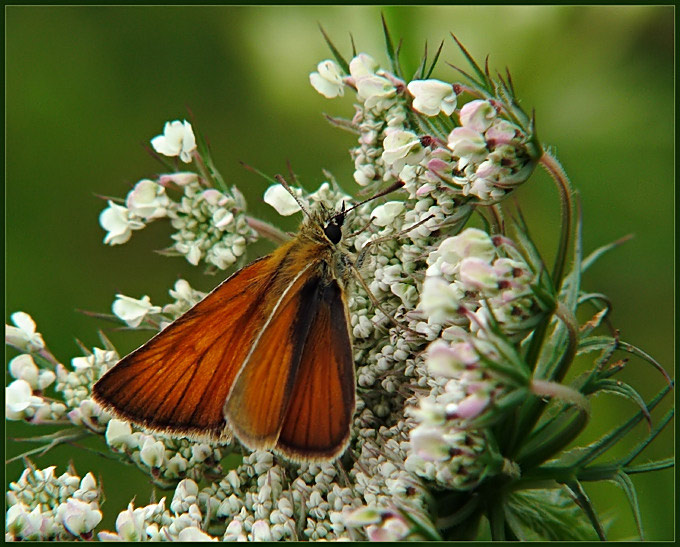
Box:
[245,216,290,245]
[539,152,573,294]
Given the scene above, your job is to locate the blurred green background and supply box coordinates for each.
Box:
[6,6,674,540]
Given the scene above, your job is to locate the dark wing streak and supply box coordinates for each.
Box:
[225,261,318,402]
[166,350,206,422]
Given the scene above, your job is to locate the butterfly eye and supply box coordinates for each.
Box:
[324,215,344,244]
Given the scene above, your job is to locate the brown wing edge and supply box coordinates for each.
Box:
[273,279,355,463]
[91,256,276,443]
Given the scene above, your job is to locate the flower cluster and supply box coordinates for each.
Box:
[420,228,545,339]
[99,120,258,271]
[104,419,223,485]
[97,481,213,541]
[6,464,102,541]
[311,52,540,205]
[5,27,671,543]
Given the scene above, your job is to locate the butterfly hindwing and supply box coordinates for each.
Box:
[275,279,355,462]
[222,269,323,449]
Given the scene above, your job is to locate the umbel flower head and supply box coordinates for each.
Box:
[5,21,672,543]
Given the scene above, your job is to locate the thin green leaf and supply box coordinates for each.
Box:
[411,41,428,81]
[435,493,481,532]
[467,387,531,430]
[399,506,442,541]
[562,480,606,540]
[618,340,673,385]
[381,13,401,77]
[622,407,674,466]
[585,378,651,427]
[73,338,92,356]
[571,383,672,468]
[445,61,487,92]
[6,429,92,464]
[517,405,589,470]
[488,497,507,540]
[624,457,674,475]
[582,233,634,273]
[504,487,598,541]
[611,471,644,540]
[97,329,118,353]
[425,40,445,79]
[450,33,488,89]
[318,24,350,74]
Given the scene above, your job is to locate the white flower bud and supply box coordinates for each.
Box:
[9,354,40,387]
[178,526,217,541]
[371,201,404,227]
[139,438,166,468]
[99,201,145,246]
[105,419,133,449]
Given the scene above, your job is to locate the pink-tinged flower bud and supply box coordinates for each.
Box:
[158,172,199,187]
[459,257,499,292]
[485,119,519,146]
[449,392,491,420]
[366,512,411,541]
[447,127,488,164]
[459,99,497,132]
[427,340,478,378]
[410,425,451,461]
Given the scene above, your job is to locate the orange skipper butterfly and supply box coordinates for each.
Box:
[93,178,403,462]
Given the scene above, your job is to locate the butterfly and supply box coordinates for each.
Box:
[93,178,404,462]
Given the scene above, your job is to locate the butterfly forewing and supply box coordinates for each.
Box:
[93,244,297,440]
[275,279,355,462]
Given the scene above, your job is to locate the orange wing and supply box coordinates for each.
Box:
[92,244,298,441]
[224,276,355,460]
[275,280,355,461]
[222,269,324,448]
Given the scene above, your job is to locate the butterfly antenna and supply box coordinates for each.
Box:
[275,174,313,219]
[334,180,405,221]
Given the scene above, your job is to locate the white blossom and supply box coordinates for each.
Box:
[407,79,457,116]
[459,99,497,132]
[55,498,102,537]
[310,59,345,98]
[125,179,169,220]
[371,201,405,227]
[5,311,45,352]
[6,379,44,420]
[263,184,302,216]
[112,294,162,328]
[105,419,133,449]
[99,201,145,245]
[349,53,379,79]
[178,526,217,541]
[140,437,166,468]
[381,130,425,170]
[151,120,197,163]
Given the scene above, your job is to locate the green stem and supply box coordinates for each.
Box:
[245,216,290,245]
[539,151,573,293]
